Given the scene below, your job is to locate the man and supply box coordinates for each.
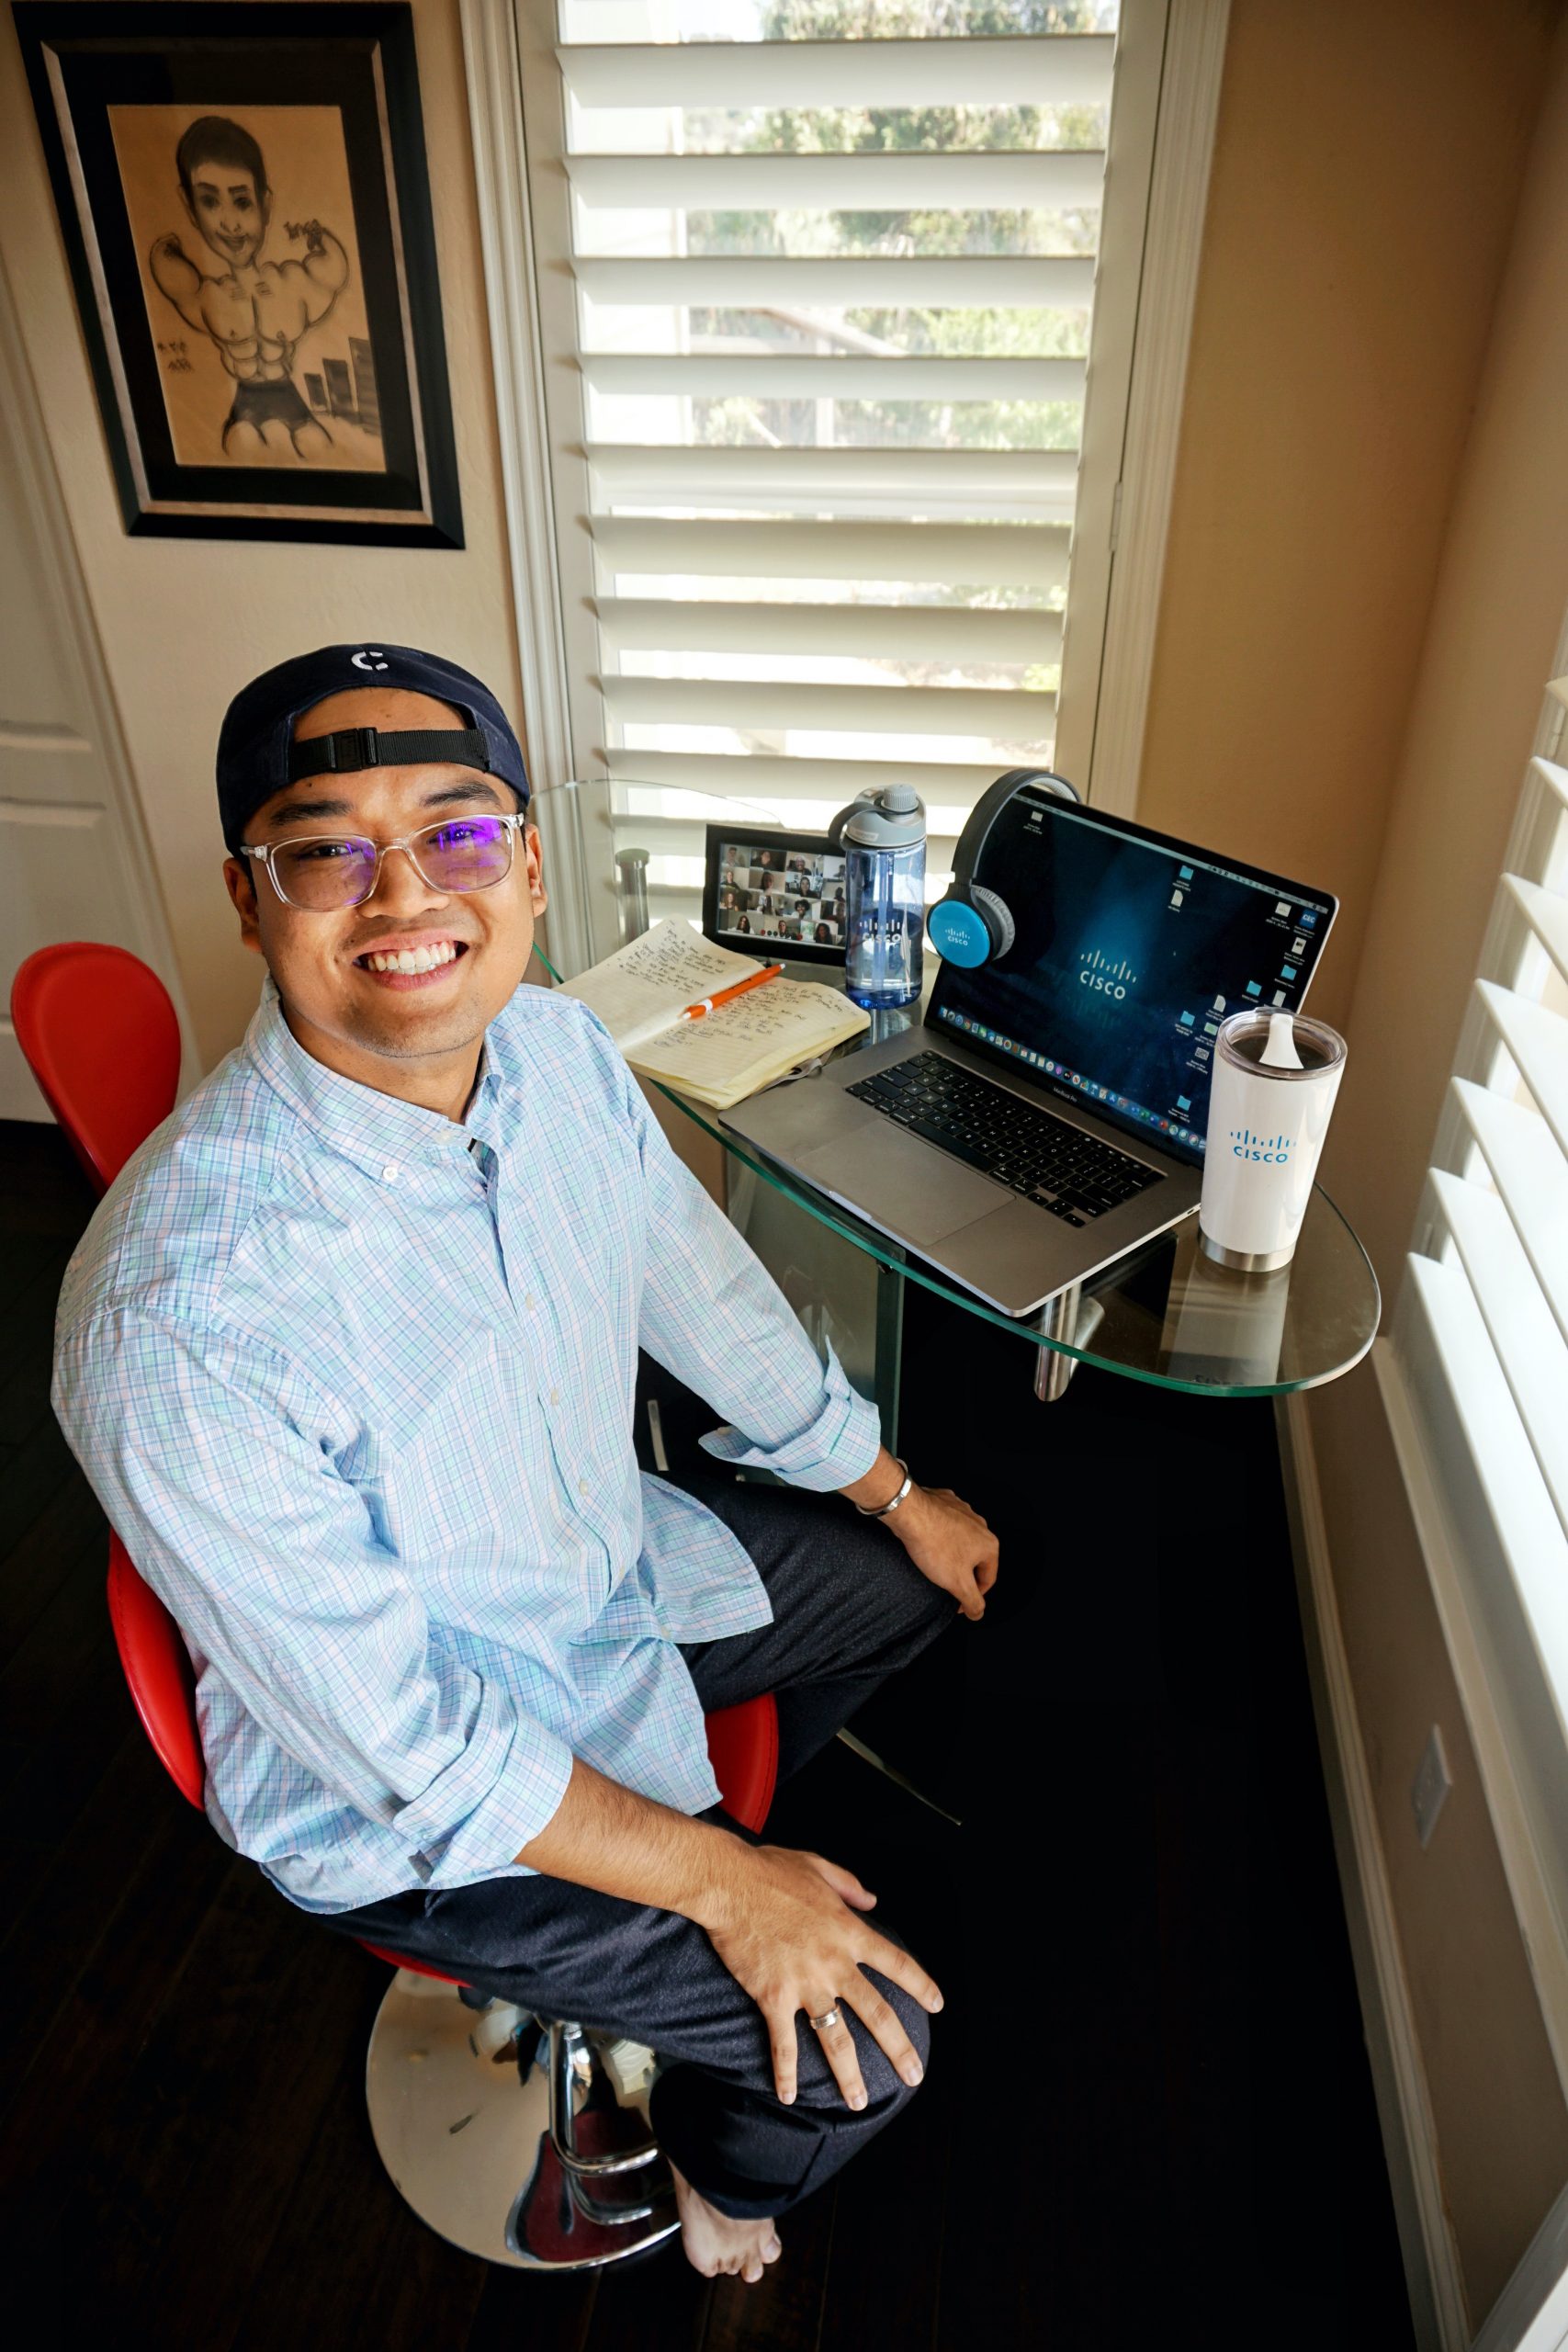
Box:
[53,646,998,2285]
[150,116,349,459]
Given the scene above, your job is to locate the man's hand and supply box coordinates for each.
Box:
[517,1759,943,2114]
[840,1448,998,1621]
[886,1481,998,1621]
[703,1843,942,2109]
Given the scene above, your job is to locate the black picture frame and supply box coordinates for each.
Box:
[702,823,851,965]
[15,2,463,546]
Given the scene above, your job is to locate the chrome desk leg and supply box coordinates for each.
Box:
[1032,1288,1104,1402]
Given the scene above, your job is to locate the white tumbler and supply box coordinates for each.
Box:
[1198,1009,1347,1270]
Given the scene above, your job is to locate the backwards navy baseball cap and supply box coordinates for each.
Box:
[216,643,530,854]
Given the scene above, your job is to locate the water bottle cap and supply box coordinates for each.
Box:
[840,784,926,848]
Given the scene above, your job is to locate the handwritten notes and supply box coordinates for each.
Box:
[560,920,867,1108]
[633,980,863,1093]
[561,919,764,1054]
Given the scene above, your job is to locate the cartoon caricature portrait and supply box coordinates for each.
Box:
[149,115,347,458]
[112,102,387,473]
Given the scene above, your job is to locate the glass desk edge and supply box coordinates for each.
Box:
[651,1077,1382,1401]
[530,946,1382,1400]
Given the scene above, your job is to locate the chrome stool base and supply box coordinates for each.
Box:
[365,1969,680,2270]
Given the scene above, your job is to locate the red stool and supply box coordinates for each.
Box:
[107,1530,779,2268]
[10,943,181,1195]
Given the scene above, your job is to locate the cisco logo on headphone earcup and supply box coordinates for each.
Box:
[928,899,989,967]
[929,885,1014,967]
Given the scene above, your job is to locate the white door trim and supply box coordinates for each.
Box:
[1080,0,1231,820]
[0,243,194,1099]
[458,0,595,979]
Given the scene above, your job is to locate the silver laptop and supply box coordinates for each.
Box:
[721,788,1338,1318]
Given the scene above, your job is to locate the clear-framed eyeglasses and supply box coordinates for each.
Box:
[240,812,529,912]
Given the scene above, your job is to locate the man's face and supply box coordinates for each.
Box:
[183,161,270,269]
[224,686,546,1085]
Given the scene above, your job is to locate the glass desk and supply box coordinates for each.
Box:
[537,781,1380,1445]
[651,1030,1379,1428]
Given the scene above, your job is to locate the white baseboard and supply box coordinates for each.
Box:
[1276,1392,1471,2351]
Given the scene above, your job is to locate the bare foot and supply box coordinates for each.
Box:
[668,2159,783,2284]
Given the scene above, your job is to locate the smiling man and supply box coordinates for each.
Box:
[53,645,998,2284]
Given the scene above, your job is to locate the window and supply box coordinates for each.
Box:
[1386,669,1568,2078]
[503,0,1165,961]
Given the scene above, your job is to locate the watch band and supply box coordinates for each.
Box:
[854,1458,913,1519]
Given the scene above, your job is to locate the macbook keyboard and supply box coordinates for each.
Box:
[844,1051,1160,1227]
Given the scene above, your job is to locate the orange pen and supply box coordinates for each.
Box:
[677,963,785,1021]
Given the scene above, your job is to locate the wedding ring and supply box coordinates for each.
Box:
[808,2007,842,2032]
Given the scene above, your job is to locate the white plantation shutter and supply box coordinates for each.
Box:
[508,0,1158,954]
[1387,673,1568,2067]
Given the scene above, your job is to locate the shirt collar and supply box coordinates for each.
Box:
[244,977,491,1178]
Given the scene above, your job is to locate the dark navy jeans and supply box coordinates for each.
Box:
[325,1471,953,2218]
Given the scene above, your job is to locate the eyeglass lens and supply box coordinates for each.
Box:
[271,817,515,910]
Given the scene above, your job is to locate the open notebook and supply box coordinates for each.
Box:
[561,919,869,1111]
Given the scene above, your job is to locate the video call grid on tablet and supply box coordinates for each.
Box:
[712,840,848,950]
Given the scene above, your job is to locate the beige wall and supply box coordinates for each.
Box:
[1145,0,1568,2321]
[0,0,521,1071]
[1137,0,1551,1042]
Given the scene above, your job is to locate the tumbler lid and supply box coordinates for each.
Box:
[1215,1007,1346,1081]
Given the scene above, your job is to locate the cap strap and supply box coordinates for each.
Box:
[287,727,491,782]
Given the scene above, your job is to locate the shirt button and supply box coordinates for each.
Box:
[550,1388,560,1408]
[525,1292,537,1311]
[579,1478,591,1497]
[381,1164,400,1183]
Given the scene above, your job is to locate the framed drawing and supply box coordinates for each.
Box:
[15,2,463,546]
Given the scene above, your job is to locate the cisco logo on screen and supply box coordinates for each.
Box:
[1078,948,1137,1001]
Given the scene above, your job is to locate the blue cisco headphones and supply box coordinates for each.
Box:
[927,767,1082,968]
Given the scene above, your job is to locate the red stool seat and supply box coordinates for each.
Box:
[11,943,180,1196]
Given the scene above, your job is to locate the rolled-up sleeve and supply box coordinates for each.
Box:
[625,1066,882,1492]
[53,1310,572,1880]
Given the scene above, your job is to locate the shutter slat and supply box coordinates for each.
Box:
[582,354,1086,402]
[1505,873,1568,989]
[595,597,1060,665]
[575,256,1095,307]
[600,673,1053,738]
[586,443,1078,519]
[1431,1170,1568,1532]
[560,35,1115,109]
[590,516,1069,587]
[1478,979,1568,1159]
[1450,1078,1568,1346]
[567,150,1103,210]
[605,750,1006,805]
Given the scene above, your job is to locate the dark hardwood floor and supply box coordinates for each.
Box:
[0,1117,1414,2348]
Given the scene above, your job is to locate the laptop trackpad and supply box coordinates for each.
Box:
[795,1124,1007,1247]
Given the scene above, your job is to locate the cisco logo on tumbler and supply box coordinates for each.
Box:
[1078,947,1137,1001]
[1230,1128,1291,1164]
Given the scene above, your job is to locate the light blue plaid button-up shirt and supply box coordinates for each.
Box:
[53,977,879,1913]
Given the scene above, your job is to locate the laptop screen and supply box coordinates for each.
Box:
[929,790,1337,1164]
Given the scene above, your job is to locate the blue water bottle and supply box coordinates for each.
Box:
[829,784,927,1011]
